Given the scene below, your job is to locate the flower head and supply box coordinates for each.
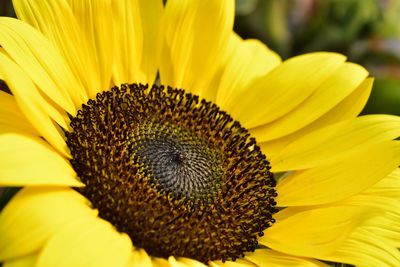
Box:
[1,0,400,266]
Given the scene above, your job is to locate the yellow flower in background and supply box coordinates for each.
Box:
[1,0,400,266]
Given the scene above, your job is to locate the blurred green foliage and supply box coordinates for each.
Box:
[363,78,400,115]
[1,0,15,18]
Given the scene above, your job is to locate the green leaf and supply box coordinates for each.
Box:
[362,78,400,116]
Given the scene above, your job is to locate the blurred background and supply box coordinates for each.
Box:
[1,0,400,116]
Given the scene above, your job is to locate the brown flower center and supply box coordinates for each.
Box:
[65,83,277,263]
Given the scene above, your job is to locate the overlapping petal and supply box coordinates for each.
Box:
[321,227,400,266]
[36,216,132,267]
[334,168,400,247]
[160,0,234,100]
[258,78,373,158]
[67,0,115,97]
[215,33,281,106]
[125,249,153,267]
[0,52,70,156]
[362,168,400,199]
[244,249,328,267]
[168,257,206,267]
[275,140,400,206]
[0,187,96,261]
[363,214,400,247]
[0,131,82,187]
[2,254,37,267]
[250,63,368,141]
[112,0,163,86]
[272,115,400,171]
[0,17,84,114]
[259,206,371,259]
[12,0,113,98]
[0,91,38,136]
[152,257,171,266]
[227,52,346,128]
[209,259,254,267]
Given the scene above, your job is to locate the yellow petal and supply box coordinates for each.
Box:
[321,227,400,266]
[168,256,206,267]
[259,77,373,159]
[209,259,254,267]
[250,63,368,142]
[0,91,38,136]
[0,17,85,114]
[67,0,114,98]
[37,216,132,267]
[138,0,163,84]
[112,0,163,86]
[0,187,96,261]
[335,176,400,248]
[152,257,171,267]
[125,249,152,267]
[216,33,281,109]
[339,194,400,247]
[0,50,69,131]
[0,131,82,187]
[353,195,400,215]
[228,52,346,128]
[362,168,400,199]
[259,206,370,259]
[160,0,234,100]
[0,52,70,156]
[3,254,37,267]
[362,214,400,247]
[244,249,329,267]
[272,114,400,172]
[12,0,103,98]
[111,0,142,85]
[276,141,400,206]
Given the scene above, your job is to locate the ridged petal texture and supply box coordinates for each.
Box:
[112,0,163,85]
[160,0,234,100]
[0,51,70,157]
[12,0,111,99]
[0,17,84,114]
[0,0,399,266]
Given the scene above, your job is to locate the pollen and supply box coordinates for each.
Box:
[65,84,277,263]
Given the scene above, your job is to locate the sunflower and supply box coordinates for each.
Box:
[1,0,400,266]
